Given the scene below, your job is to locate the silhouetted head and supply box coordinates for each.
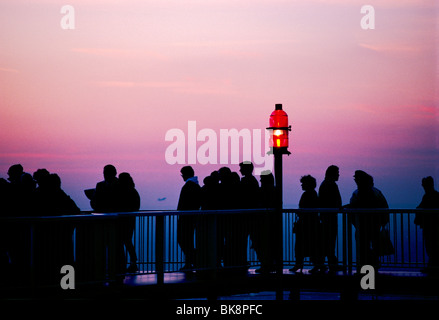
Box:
[422,176,435,192]
[354,170,373,189]
[119,172,135,188]
[260,171,275,188]
[239,161,254,177]
[7,164,24,183]
[231,172,240,184]
[210,171,220,184]
[48,173,62,189]
[21,172,36,191]
[300,175,316,191]
[33,168,50,188]
[180,166,195,181]
[325,165,340,182]
[203,175,212,186]
[103,165,117,182]
[218,167,232,182]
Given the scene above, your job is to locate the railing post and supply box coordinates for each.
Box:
[342,212,347,274]
[29,223,35,290]
[347,213,353,275]
[155,215,164,285]
[207,214,217,279]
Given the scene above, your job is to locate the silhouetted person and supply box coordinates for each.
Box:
[347,170,389,270]
[4,164,36,284]
[33,172,80,285]
[222,162,260,272]
[197,171,221,272]
[34,173,80,216]
[77,164,123,283]
[118,172,140,273]
[218,167,246,271]
[33,168,50,190]
[254,170,277,274]
[415,176,439,274]
[239,162,259,271]
[200,171,221,210]
[177,166,201,270]
[0,178,11,284]
[239,162,260,209]
[92,164,120,212]
[218,167,240,210]
[291,175,325,273]
[7,164,35,214]
[318,165,342,272]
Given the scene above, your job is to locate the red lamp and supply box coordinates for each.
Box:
[266,103,291,276]
[267,104,291,152]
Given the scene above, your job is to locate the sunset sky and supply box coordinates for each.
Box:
[0,0,438,210]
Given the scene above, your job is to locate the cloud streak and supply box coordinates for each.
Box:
[0,67,19,73]
[93,79,237,95]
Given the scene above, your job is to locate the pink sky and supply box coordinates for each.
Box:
[0,0,438,210]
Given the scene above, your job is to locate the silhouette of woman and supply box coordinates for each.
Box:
[118,172,140,273]
[291,175,325,274]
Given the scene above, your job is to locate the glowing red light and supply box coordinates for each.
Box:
[269,104,289,149]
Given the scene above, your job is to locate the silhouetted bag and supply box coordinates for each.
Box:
[379,225,394,256]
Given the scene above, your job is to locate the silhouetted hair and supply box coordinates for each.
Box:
[325,165,339,179]
[49,173,62,189]
[239,161,254,175]
[7,164,23,181]
[119,172,135,188]
[210,170,220,184]
[103,164,117,179]
[218,167,232,181]
[181,166,194,178]
[354,170,374,188]
[231,171,240,184]
[33,169,51,187]
[300,175,316,190]
[422,176,434,189]
[261,172,275,186]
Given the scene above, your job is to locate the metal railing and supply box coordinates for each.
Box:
[0,208,437,290]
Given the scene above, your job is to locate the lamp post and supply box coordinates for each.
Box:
[267,104,291,278]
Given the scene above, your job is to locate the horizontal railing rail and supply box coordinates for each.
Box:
[0,208,437,291]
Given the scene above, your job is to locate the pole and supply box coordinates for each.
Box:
[274,149,283,300]
[274,150,283,271]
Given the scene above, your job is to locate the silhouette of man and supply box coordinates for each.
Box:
[92,164,120,212]
[318,165,342,272]
[239,161,260,209]
[177,166,201,270]
[415,176,439,274]
[348,170,389,270]
[78,164,124,282]
[237,162,259,271]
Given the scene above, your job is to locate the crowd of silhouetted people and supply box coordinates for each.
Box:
[0,164,140,286]
[177,163,278,275]
[0,162,439,288]
[176,163,439,275]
